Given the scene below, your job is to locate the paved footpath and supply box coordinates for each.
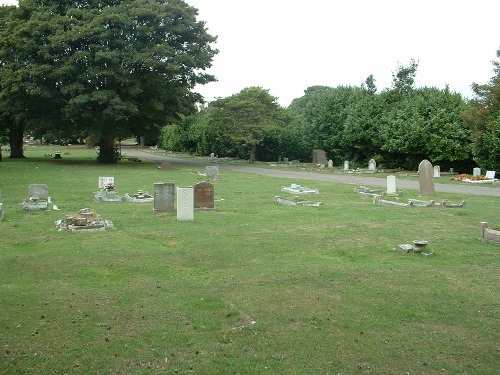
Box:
[123,147,500,197]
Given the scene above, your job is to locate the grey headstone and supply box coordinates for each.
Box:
[433,165,441,177]
[153,182,175,214]
[473,167,481,177]
[343,161,349,171]
[29,184,49,200]
[193,181,215,210]
[327,160,333,169]
[205,166,220,181]
[418,160,436,196]
[312,149,328,165]
[98,177,114,189]
[177,187,194,221]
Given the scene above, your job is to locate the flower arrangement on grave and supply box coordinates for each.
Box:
[104,182,115,191]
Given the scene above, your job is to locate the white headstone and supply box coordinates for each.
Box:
[177,187,194,221]
[368,159,376,171]
[433,165,441,177]
[343,161,349,171]
[386,175,397,194]
[99,177,114,189]
[485,170,496,179]
[328,160,333,169]
[473,167,481,177]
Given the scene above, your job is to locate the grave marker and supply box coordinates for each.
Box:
[98,177,114,190]
[193,182,215,210]
[153,182,175,214]
[312,149,328,165]
[177,187,194,221]
[418,159,436,195]
[433,165,441,177]
[368,159,376,171]
[386,175,397,194]
[473,167,481,177]
[343,161,349,171]
[205,166,221,181]
[29,184,49,200]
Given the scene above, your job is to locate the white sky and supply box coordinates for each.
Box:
[2,0,499,107]
[189,0,500,106]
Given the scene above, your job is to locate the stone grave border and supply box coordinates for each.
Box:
[478,222,500,245]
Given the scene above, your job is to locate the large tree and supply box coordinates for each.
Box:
[0,0,217,162]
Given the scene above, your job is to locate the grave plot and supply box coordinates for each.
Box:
[478,222,500,245]
[94,177,124,202]
[124,190,153,203]
[281,183,319,194]
[274,196,324,206]
[19,184,52,211]
[55,208,114,232]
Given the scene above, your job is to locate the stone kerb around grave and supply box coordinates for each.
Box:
[478,222,500,245]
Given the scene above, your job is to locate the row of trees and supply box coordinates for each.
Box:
[0,0,217,162]
[160,55,500,172]
[0,2,498,171]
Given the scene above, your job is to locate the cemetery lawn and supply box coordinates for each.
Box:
[1,146,499,374]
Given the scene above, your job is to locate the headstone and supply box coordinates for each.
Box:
[205,166,221,181]
[386,175,397,194]
[473,167,481,177]
[433,165,441,178]
[0,189,3,222]
[158,162,171,170]
[485,170,496,179]
[193,182,215,210]
[418,159,436,195]
[29,184,49,200]
[177,187,194,221]
[343,161,349,171]
[54,151,62,159]
[368,159,376,171]
[98,177,114,190]
[312,149,328,165]
[153,182,175,214]
[210,152,215,160]
[328,160,333,169]
[283,157,289,163]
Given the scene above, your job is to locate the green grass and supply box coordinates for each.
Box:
[1,146,499,374]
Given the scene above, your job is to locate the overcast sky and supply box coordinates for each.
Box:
[2,0,499,107]
[188,0,500,106]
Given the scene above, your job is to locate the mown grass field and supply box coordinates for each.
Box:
[1,145,499,374]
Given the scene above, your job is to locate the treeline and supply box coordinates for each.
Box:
[160,58,500,172]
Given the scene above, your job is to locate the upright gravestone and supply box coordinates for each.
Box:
[433,165,441,177]
[386,175,397,194]
[98,177,114,190]
[368,159,376,171]
[177,187,194,221]
[193,181,215,210]
[29,184,49,200]
[0,189,3,222]
[473,167,481,177]
[153,182,175,214]
[418,159,436,196]
[327,160,334,169]
[205,166,221,181]
[312,149,328,165]
[343,161,349,171]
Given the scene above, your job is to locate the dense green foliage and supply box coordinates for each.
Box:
[0,0,217,162]
[463,48,500,171]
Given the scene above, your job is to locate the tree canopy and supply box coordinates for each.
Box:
[0,0,217,162]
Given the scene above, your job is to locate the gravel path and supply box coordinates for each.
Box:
[122,147,500,197]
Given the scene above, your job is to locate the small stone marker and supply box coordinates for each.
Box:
[386,175,396,194]
[368,159,376,171]
[193,181,215,210]
[153,182,175,214]
[473,167,481,177]
[328,160,333,169]
[418,159,436,196]
[177,187,194,221]
[433,165,441,177]
[343,161,349,171]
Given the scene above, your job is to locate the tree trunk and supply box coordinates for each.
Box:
[9,118,25,158]
[97,135,117,163]
[249,142,257,163]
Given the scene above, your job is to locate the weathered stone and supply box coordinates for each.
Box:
[418,159,436,196]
